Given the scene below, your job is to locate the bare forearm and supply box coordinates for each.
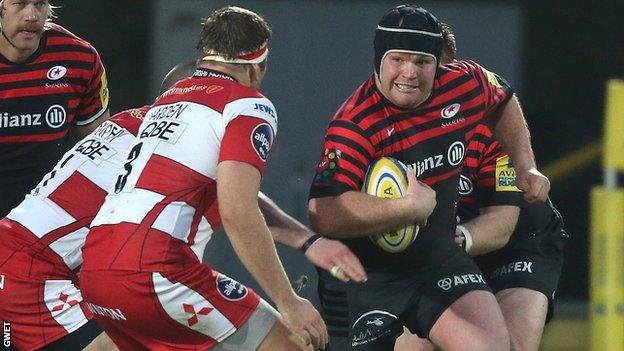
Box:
[462,206,519,256]
[491,95,536,172]
[258,191,312,249]
[222,209,296,307]
[309,191,420,238]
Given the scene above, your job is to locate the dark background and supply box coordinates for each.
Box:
[58,0,624,304]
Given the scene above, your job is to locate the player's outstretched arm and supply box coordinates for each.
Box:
[258,192,367,282]
[308,166,436,238]
[490,95,550,202]
[218,161,327,350]
[454,205,519,256]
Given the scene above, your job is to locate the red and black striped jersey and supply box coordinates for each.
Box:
[310,60,513,268]
[0,23,109,217]
[458,123,565,245]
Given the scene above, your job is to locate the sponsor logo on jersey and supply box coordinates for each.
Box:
[490,261,533,279]
[45,105,67,128]
[351,310,397,347]
[459,174,473,195]
[408,141,464,177]
[47,65,67,80]
[441,103,461,119]
[410,154,444,177]
[437,273,486,291]
[251,123,274,161]
[253,103,277,121]
[495,155,522,192]
[216,274,248,301]
[86,302,127,321]
[0,274,4,289]
[161,84,224,97]
[447,141,465,166]
[0,112,42,128]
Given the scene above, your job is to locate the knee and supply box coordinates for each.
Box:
[479,325,511,351]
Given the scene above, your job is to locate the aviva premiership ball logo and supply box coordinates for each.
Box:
[362,157,419,253]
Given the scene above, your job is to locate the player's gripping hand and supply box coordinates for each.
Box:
[305,237,367,283]
[517,167,550,203]
[279,295,328,350]
[405,166,436,227]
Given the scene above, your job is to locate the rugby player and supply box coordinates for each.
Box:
[308,4,549,350]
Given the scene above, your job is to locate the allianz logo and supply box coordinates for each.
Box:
[0,105,67,129]
[408,141,465,177]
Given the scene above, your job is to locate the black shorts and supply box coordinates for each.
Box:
[318,247,490,350]
[475,226,568,323]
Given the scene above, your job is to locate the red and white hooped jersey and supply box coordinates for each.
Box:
[83,68,278,272]
[1,107,146,277]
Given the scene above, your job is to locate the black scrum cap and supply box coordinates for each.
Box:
[374,5,443,77]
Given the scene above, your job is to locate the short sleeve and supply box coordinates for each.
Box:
[475,141,524,208]
[309,119,375,198]
[464,60,514,117]
[75,46,109,126]
[219,116,275,174]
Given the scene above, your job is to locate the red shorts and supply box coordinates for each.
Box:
[0,272,91,351]
[80,264,263,350]
[0,221,91,351]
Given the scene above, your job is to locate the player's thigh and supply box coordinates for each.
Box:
[394,327,435,351]
[82,331,119,351]
[496,287,547,351]
[256,319,310,351]
[213,299,284,351]
[429,290,509,351]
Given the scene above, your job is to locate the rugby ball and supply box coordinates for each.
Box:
[362,157,419,253]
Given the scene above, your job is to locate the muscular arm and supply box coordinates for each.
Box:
[490,96,534,173]
[461,205,519,256]
[489,96,549,202]
[259,192,367,282]
[258,191,312,249]
[309,169,435,239]
[309,192,418,237]
[217,161,298,307]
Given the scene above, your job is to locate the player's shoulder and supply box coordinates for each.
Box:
[109,105,150,135]
[437,60,486,82]
[44,23,97,52]
[332,76,379,124]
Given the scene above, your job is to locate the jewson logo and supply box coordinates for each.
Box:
[216,274,248,301]
[251,123,274,161]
